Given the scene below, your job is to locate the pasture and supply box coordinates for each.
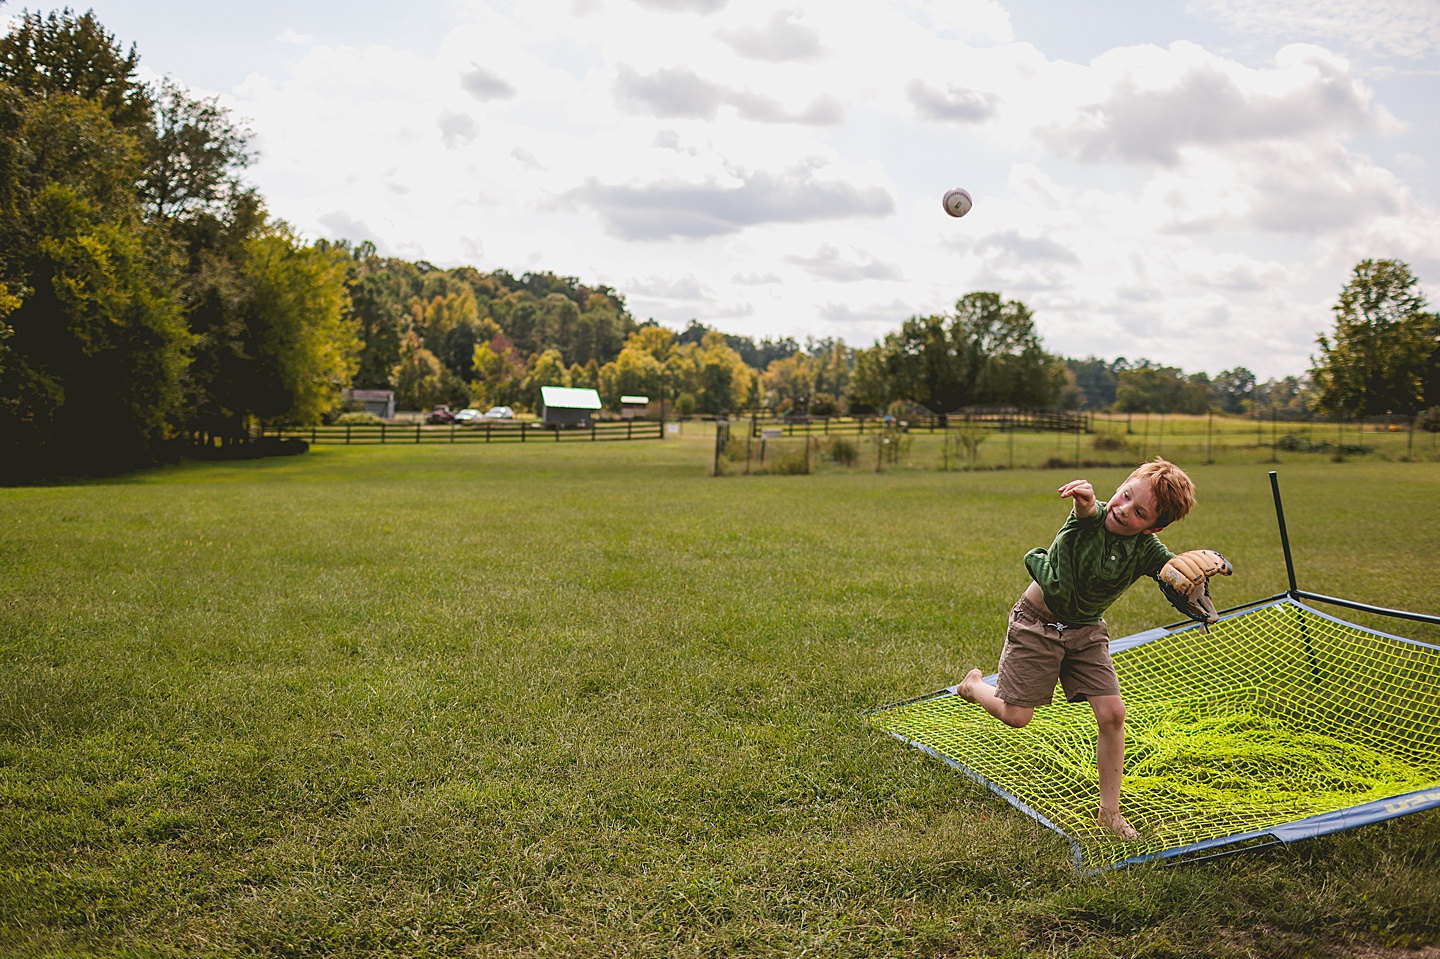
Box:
[1,433,1438,957]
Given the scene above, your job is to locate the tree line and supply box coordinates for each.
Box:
[1064,260,1439,421]
[2,10,1436,482]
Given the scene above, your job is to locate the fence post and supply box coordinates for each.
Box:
[486,421,491,443]
[346,424,351,445]
[381,423,386,444]
[627,419,633,440]
[522,423,526,443]
[592,421,596,441]
[312,425,317,445]
[416,423,421,444]
[450,423,455,443]
[1206,410,1213,463]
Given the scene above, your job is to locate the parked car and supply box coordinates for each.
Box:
[426,405,456,424]
[454,408,484,423]
[483,406,515,419]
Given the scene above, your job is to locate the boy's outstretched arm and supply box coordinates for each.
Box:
[1058,479,1098,518]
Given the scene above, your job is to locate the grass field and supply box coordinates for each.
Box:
[2,434,1438,957]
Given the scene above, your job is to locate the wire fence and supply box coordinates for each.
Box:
[744,408,1089,437]
[712,410,1439,476]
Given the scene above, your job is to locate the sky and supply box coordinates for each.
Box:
[21,0,1440,379]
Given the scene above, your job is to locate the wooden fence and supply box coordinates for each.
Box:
[263,419,665,445]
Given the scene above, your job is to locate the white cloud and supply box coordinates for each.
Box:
[437,110,480,148]
[1189,0,1440,59]
[629,273,714,301]
[906,79,999,123]
[819,298,922,336]
[614,64,724,119]
[717,10,822,61]
[511,146,545,170]
[786,243,903,281]
[566,162,895,239]
[614,64,844,125]
[893,0,1014,45]
[460,63,518,101]
[317,211,386,248]
[1039,43,1387,167]
[631,0,728,13]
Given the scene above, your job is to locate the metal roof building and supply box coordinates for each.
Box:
[539,386,602,427]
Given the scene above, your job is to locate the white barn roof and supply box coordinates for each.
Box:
[540,386,602,410]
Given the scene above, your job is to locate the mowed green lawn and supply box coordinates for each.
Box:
[2,435,1438,958]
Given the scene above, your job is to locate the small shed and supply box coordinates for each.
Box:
[342,389,395,419]
[620,395,650,419]
[540,386,602,427]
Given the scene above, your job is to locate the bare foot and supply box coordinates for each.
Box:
[1098,805,1141,841]
[954,668,985,703]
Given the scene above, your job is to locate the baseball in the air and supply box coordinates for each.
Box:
[942,188,973,218]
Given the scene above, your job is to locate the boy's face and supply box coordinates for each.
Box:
[1105,476,1164,536]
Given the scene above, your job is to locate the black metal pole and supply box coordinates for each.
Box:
[1269,470,1298,596]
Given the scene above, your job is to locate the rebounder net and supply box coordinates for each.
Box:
[870,599,1440,870]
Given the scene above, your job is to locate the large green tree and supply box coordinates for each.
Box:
[1209,366,1256,414]
[1312,259,1439,417]
[0,8,150,130]
[139,76,253,223]
[0,31,190,478]
[238,227,358,426]
[869,292,1064,415]
[1113,364,1210,414]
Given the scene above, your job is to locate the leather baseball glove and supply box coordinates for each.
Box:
[1155,549,1232,625]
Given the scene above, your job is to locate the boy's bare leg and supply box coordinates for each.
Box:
[1090,695,1139,840]
[956,669,1035,729]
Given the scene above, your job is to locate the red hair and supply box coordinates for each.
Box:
[1127,457,1195,528]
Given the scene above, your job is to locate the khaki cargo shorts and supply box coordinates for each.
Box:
[994,595,1121,707]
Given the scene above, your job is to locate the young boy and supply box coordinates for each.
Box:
[956,458,1207,841]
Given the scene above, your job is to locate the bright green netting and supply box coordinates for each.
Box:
[870,601,1440,869]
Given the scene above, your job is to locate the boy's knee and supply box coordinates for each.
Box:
[1002,707,1035,729]
[1092,697,1126,731]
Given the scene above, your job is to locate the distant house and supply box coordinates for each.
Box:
[620,395,650,419]
[342,389,395,419]
[540,386,602,427]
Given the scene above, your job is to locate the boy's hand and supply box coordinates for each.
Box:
[1058,479,1097,517]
